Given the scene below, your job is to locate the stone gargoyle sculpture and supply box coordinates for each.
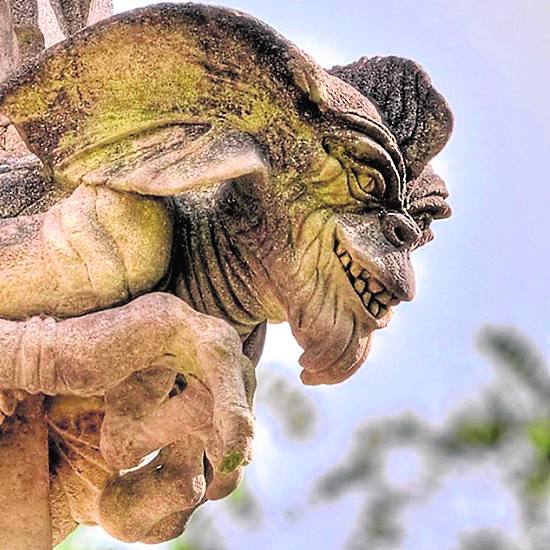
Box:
[0,3,452,548]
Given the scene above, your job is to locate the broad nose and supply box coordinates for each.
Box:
[381,211,421,249]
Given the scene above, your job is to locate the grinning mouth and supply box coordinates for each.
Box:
[334,240,400,320]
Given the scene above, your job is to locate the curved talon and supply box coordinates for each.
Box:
[0,391,17,417]
[206,466,243,501]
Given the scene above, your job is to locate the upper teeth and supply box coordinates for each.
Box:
[334,240,400,319]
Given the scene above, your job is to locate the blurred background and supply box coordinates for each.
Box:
[55,1,550,548]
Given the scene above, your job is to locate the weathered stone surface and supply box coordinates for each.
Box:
[0,395,52,549]
[0,3,453,547]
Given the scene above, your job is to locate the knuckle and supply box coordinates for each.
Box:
[154,292,188,317]
[202,319,242,353]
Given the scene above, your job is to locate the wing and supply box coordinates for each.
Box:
[0,4,345,197]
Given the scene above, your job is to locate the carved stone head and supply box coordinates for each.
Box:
[0,5,452,388]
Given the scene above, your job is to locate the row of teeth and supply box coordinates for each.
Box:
[335,241,400,319]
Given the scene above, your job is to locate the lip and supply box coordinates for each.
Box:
[334,238,401,323]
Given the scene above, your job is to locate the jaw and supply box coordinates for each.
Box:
[281,213,400,385]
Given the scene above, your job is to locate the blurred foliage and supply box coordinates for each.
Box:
[315,326,550,549]
[257,368,317,440]
[172,513,227,550]
[453,529,520,550]
[224,479,263,528]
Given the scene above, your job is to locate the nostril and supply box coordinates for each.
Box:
[394,225,408,244]
[382,212,421,248]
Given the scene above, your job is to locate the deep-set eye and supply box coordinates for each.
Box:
[349,165,386,202]
[356,171,376,194]
[320,138,387,205]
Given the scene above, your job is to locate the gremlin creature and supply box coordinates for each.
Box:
[0,3,452,546]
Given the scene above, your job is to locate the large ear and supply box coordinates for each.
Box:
[57,124,269,196]
[330,56,453,179]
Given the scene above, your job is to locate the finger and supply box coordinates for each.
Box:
[101,375,213,470]
[197,338,256,473]
[214,403,255,474]
[99,435,206,543]
[141,510,196,544]
[206,466,243,501]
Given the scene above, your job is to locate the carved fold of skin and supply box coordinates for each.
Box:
[287,211,375,385]
[287,203,420,385]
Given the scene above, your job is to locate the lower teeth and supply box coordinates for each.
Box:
[337,245,396,319]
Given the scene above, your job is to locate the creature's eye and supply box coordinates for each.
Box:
[348,164,386,202]
[320,139,389,206]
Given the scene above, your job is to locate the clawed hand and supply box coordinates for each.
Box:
[0,292,257,543]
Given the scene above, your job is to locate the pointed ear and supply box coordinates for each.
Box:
[330,56,453,179]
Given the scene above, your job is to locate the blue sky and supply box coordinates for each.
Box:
[79,1,550,548]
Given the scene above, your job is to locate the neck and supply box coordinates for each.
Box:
[172,181,285,338]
